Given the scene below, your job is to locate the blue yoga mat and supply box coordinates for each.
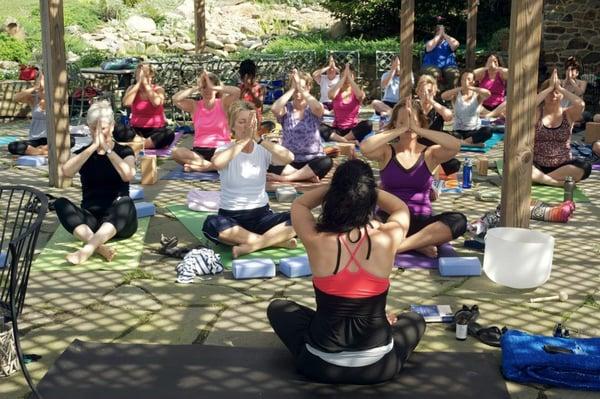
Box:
[461,133,504,153]
[0,136,18,146]
[161,165,220,181]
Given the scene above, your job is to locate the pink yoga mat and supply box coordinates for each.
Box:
[394,243,457,269]
[143,131,183,157]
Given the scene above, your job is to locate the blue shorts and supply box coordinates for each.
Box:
[202,205,291,245]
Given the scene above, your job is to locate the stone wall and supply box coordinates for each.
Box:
[543,0,600,74]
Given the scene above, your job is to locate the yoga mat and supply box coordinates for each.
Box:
[592,163,600,171]
[36,339,511,399]
[142,131,183,157]
[0,135,18,146]
[31,218,150,271]
[460,133,503,153]
[161,165,220,181]
[394,243,457,269]
[496,160,591,203]
[167,205,306,269]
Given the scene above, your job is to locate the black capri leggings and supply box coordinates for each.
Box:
[267,156,333,179]
[452,126,493,145]
[267,299,426,385]
[113,125,175,149]
[55,196,138,239]
[409,212,467,239]
[8,137,76,156]
[319,120,373,142]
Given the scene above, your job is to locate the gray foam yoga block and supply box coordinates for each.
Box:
[232,258,276,279]
[134,202,155,218]
[439,256,481,276]
[129,186,144,201]
[16,155,47,167]
[275,186,297,203]
[279,255,311,278]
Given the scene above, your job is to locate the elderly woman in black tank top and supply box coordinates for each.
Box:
[268,160,425,384]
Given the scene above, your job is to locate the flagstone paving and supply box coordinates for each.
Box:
[1,121,599,398]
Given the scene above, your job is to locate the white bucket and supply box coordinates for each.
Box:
[483,227,555,289]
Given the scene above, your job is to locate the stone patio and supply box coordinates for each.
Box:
[0,119,599,399]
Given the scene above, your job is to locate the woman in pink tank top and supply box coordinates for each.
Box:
[172,71,240,172]
[474,54,508,113]
[121,64,174,149]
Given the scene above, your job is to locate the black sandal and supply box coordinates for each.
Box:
[468,322,503,347]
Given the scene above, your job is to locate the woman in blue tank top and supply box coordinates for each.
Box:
[361,98,467,258]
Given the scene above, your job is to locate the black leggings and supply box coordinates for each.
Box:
[267,156,333,179]
[267,299,426,385]
[319,120,373,142]
[55,196,138,239]
[8,137,76,155]
[377,211,467,239]
[452,126,493,144]
[113,125,175,149]
[416,136,461,176]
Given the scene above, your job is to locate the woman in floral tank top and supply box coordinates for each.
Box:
[532,69,591,186]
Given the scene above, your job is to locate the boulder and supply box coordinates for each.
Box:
[223,43,237,52]
[176,42,196,52]
[144,35,163,45]
[175,0,194,20]
[67,51,81,63]
[205,47,228,58]
[125,15,157,34]
[206,38,224,49]
[241,25,261,36]
[124,40,146,54]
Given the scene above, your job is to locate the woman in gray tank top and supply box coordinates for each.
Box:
[441,71,493,146]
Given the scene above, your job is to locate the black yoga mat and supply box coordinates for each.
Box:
[36,339,510,399]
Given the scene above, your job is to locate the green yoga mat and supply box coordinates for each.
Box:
[495,160,590,203]
[32,218,150,271]
[167,205,306,269]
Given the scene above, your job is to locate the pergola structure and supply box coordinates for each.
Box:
[41,0,543,228]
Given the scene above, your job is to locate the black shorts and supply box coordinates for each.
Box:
[267,157,333,179]
[534,158,592,181]
[383,100,397,108]
[192,147,217,161]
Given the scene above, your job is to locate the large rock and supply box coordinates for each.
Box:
[223,43,237,52]
[175,42,196,52]
[126,15,157,34]
[329,20,349,40]
[144,35,163,45]
[124,40,146,54]
[175,0,194,20]
[206,38,224,49]
[205,47,228,58]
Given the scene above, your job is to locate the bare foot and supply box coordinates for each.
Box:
[266,172,285,182]
[274,238,297,249]
[232,244,251,259]
[183,163,206,172]
[415,245,438,258]
[96,244,117,262]
[386,312,398,325]
[65,246,94,265]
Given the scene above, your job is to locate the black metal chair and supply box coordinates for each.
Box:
[0,186,47,399]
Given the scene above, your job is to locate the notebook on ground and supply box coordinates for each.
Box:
[36,339,511,399]
[31,218,150,271]
[167,205,306,269]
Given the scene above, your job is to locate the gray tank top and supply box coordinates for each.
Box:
[29,93,47,140]
[453,92,481,131]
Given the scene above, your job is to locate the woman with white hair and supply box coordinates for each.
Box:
[54,100,138,265]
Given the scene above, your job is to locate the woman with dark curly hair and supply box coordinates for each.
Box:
[361,98,467,258]
[268,159,426,384]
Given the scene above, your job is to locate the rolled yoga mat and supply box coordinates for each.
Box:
[166,205,306,270]
[36,339,511,399]
[31,218,150,272]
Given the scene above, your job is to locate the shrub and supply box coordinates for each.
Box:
[76,49,110,68]
[97,0,126,21]
[488,28,510,52]
[0,33,32,63]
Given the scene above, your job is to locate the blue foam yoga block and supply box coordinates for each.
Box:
[129,185,144,201]
[16,155,47,167]
[0,252,6,269]
[439,256,481,276]
[232,258,276,279]
[134,201,155,218]
[279,255,311,278]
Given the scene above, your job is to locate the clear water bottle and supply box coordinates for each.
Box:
[563,176,575,202]
[462,158,473,189]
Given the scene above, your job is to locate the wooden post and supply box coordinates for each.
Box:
[40,0,71,188]
[466,0,479,70]
[194,0,206,53]
[500,0,543,228]
[399,0,414,99]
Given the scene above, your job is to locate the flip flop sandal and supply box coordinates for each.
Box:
[468,322,503,347]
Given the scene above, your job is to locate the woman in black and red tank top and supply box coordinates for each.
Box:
[267,160,426,384]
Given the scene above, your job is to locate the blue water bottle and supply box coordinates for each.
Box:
[462,158,472,189]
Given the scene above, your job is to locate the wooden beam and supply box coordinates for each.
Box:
[399,0,414,99]
[500,0,543,228]
[40,0,71,188]
[194,0,206,53]
[466,0,479,70]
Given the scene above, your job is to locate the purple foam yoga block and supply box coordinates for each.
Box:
[16,155,47,167]
[279,255,311,278]
[232,258,275,279]
[134,201,155,218]
[439,256,481,276]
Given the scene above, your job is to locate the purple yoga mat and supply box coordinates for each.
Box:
[143,131,183,157]
[394,243,457,269]
[592,163,600,171]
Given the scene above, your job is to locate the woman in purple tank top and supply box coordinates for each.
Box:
[361,98,467,258]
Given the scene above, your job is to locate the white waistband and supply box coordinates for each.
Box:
[305,339,394,368]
